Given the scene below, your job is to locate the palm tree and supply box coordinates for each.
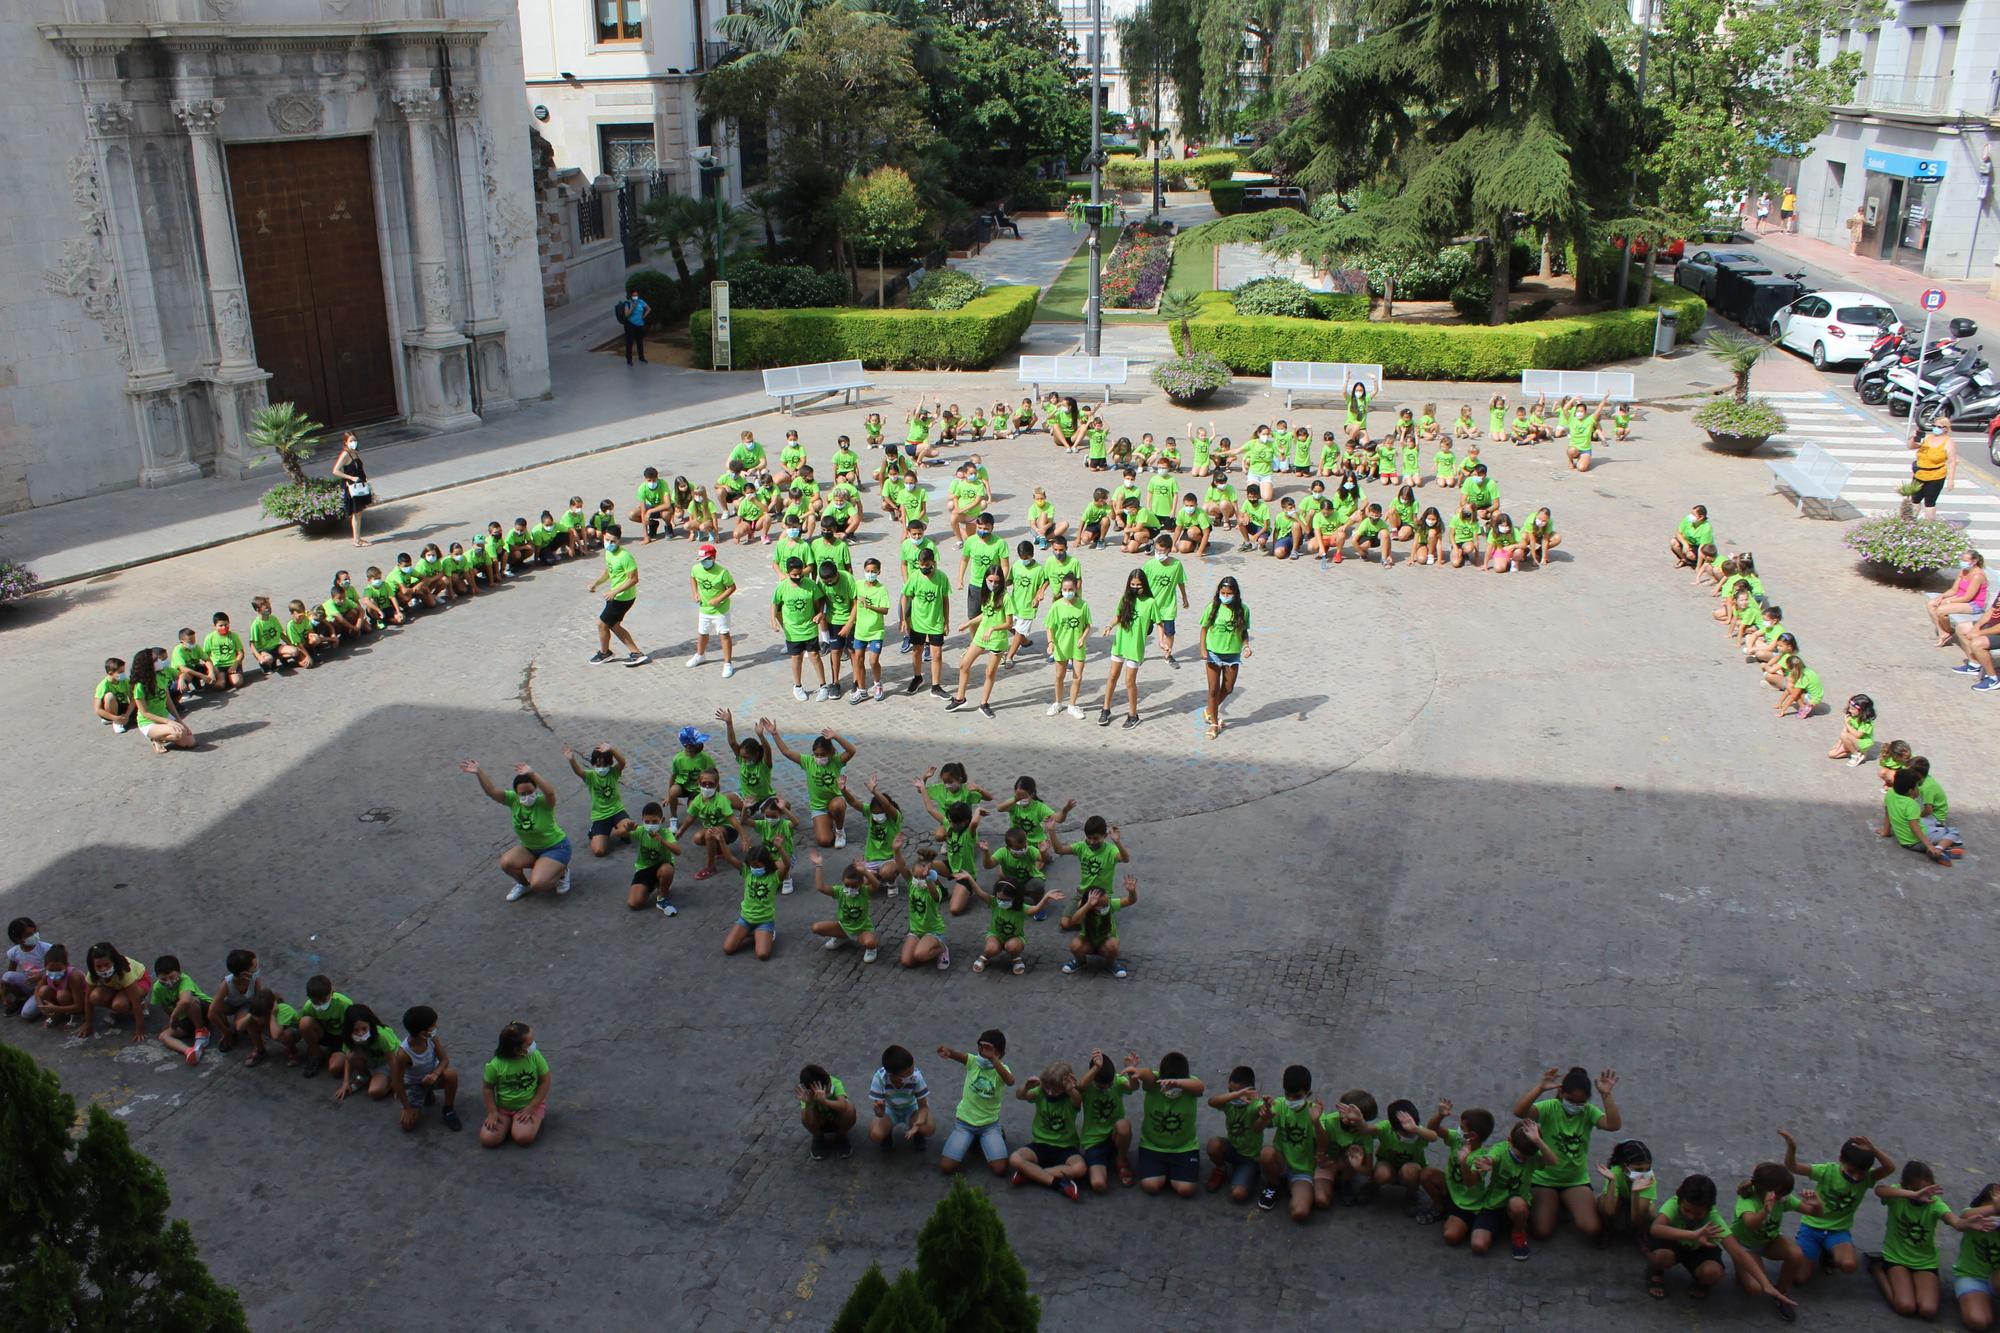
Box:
[1159,289,1200,352]
[641,192,710,284]
[1704,329,1771,404]
[714,0,883,67]
[248,402,322,488]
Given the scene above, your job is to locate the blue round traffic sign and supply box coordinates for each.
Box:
[1921,288,1947,311]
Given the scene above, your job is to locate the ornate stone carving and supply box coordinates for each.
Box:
[267,93,325,135]
[171,98,225,136]
[450,85,481,116]
[215,292,250,359]
[420,261,452,326]
[481,132,531,260]
[44,152,128,369]
[324,0,355,12]
[203,0,238,15]
[84,101,135,138]
[390,86,439,121]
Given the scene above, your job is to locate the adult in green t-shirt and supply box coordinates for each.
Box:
[770,558,830,702]
[1198,576,1250,738]
[461,760,571,901]
[1127,1052,1206,1197]
[480,1021,551,1147]
[1098,569,1157,729]
[687,545,737,676]
[937,1032,1015,1176]
[1511,1065,1621,1243]
[587,526,649,667]
[563,742,631,856]
[958,515,1010,617]
[900,550,954,696]
[1673,503,1714,567]
[1043,574,1093,717]
[1004,1064,1087,1193]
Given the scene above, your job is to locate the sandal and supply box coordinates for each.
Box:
[1646,1275,1666,1300]
[695,866,715,880]
[244,1049,265,1068]
[971,957,987,973]
[1118,1157,1135,1187]
[1011,959,1026,975]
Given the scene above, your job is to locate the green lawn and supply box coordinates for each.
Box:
[1036,244,1169,324]
[1165,229,1216,300]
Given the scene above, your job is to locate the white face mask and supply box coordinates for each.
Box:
[1061,589,1076,600]
[870,813,887,823]
[863,571,878,583]
[1219,593,1234,604]
[527,1041,538,1054]
[642,821,662,833]
[606,542,620,553]
[592,765,611,775]
[22,933,40,948]
[352,1027,371,1043]
[1285,1097,1307,1111]
[517,792,539,807]
[785,527,801,539]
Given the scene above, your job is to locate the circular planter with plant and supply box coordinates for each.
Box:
[0,560,42,606]
[1843,487,1972,588]
[1152,350,1233,406]
[1694,330,1787,453]
[250,403,347,534]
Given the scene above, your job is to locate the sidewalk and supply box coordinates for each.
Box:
[1749,224,2000,329]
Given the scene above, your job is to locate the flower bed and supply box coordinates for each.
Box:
[1842,513,1971,577]
[0,560,41,603]
[1102,226,1172,310]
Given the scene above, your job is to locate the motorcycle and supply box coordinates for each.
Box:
[1856,317,1978,404]
[1887,345,1985,418]
[1874,340,1973,412]
[1913,361,2000,431]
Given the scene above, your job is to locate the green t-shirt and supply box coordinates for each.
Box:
[771,535,810,573]
[1029,1087,1082,1149]
[833,881,872,935]
[1803,1161,1872,1232]
[955,1055,1005,1127]
[862,807,901,863]
[1529,1097,1604,1188]
[1146,474,1178,518]
[950,478,987,519]
[1078,1073,1133,1147]
[691,562,733,614]
[506,791,564,852]
[170,643,204,672]
[601,548,639,602]
[853,580,891,641]
[1678,516,1714,548]
[1881,1194,1951,1270]
[738,865,780,925]
[581,766,625,821]
[988,890,1027,942]
[96,677,132,707]
[1373,1120,1432,1168]
[483,1048,550,1111]
[637,479,666,507]
[1069,838,1118,894]
[1202,602,1246,655]
[1730,1191,1805,1247]
[904,569,950,635]
[820,571,858,628]
[801,754,843,810]
[772,579,823,641]
[1140,1085,1199,1154]
[1441,1127,1487,1210]
[1007,799,1053,850]
[1604,1164,1659,1202]
[941,821,979,877]
[1005,562,1043,618]
[671,750,718,793]
[1476,1143,1536,1209]
[149,973,210,1015]
[248,615,284,652]
[734,754,771,802]
[1110,603,1156,662]
[1045,598,1091,661]
[1271,1099,1319,1174]
[200,630,241,667]
[962,533,1007,585]
[1140,557,1186,621]
[1955,1228,2000,1281]
[687,788,734,830]
[1919,773,1949,821]
[632,825,677,871]
[1658,1197,1722,1249]
[1884,789,1923,847]
[906,877,946,937]
[1222,1095,1266,1158]
[301,992,352,1039]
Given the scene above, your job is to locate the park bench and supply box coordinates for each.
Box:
[1270,361,1382,411]
[1241,185,1307,212]
[761,361,875,414]
[1519,370,1636,400]
[1018,355,1129,404]
[1767,440,1854,517]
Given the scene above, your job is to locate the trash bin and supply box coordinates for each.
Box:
[1653,305,1679,355]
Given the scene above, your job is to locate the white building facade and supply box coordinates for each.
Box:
[1059,0,1135,124]
[4,0,550,514]
[1792,3,2000,284]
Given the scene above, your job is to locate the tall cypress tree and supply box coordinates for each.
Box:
[0,1042,248,1331]
[831,1262,893,1333]
[863,1270,946,1333]
[913,1178,1039,1331]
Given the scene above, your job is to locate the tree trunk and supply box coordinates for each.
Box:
[1487,220,1511,326]
[1540,226,1553,278]
[1382,270,1396,320]
[1637,250,1656,307]
[669,240,693,286]
[877,252,885,309]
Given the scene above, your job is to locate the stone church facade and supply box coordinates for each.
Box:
[4,1,550,512]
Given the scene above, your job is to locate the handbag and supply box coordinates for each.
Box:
[346,479,373,500]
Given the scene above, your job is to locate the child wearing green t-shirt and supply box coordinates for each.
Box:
[1778,1127,1895,1283]
[1647,1173,1785,1302]
[1260,1065,1323,1222]
[936,1029,1014,1176]
[796,1062,856,1160]
[1006,1062,1086,1198]
[93,657,134,733]
[967,875,1063,976]
[563,742,631,857]
[1205,1067,1270,1205]
[1728,1161,1818,1306]
[1595,1139,1659,1243]
[1829,692,1876,766]
[480,1021,550,1148]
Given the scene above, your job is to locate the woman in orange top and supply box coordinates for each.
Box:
[1907,415,1958,519]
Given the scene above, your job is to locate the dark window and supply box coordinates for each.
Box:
[599,122,657,176]
[597,0,644,43]
[1835,304,1895,326]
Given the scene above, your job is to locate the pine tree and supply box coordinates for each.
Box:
[0,1042,248,1331]
[914,1179,1039,1331]
[863,1270,946,1333]
[830,1261,892,1333]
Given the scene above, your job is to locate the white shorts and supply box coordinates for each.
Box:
[1011,616,1033,635]
[865,857,894,873]
[697,612,731,636]
[1247,472,1273,497]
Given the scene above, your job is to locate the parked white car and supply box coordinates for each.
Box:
[1771,291,1900,369]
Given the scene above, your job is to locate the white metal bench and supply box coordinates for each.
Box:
[1269,361,1382,410]
[761,360,875,414]
[1520,370,1636,400]
[1018,355,1129,404]
[1767,440,1855,517]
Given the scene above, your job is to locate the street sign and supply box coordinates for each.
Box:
[1920,288,1946,312]
[711,281,731,371]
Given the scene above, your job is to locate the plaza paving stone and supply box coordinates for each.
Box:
[3,369,1992,1331]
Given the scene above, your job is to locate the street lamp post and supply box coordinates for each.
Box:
[1150,43,1164,219]
[694,146,728,281]
[1614,0,1656,309]
[1085,0,1105,356]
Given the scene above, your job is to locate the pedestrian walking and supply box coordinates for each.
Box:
[588,524,649,667]
[616,288,650,365]
[330,431,371,547]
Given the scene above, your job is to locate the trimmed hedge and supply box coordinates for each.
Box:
[1210,181,1247,215]
[1170,290,1706,378]
[691,285,1039,370]
[1312,292,1372,320]
[1104,151,1243,192]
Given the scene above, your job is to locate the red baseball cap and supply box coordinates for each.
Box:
[698,543,718,557]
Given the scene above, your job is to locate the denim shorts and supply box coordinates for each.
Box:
[532,837,573,865]
[1223,1144,1261,1190]
[1957,1276,1992,1299]
[941,1118,1007,1163]
[856,639,883,655]
[733,918,776,936]
[1206,650,1241,667]
[1794,1225,1852,1263]
[1157,618,1176,638]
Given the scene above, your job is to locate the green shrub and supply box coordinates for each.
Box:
[1506,297,1561,323]
[1104,151,1242,192]
[1210,181,1247,215]
[1171,290,1706,378]
[908,269,983,311]
[1361,246,1474,301]
[726,257,851,309]
[1232,276,1324,320]
[691,285,1039,370]
[1312,292,1372,320]
[1008,179,1079,211]
[624,268,692,328]
[1448,273,1492,322]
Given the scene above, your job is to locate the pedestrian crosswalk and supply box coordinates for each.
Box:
[1760,391,2000,561]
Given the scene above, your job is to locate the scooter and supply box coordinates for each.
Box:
[1887,345,1985,417]
[1913,362,2000,431]
[1855,317,1978,403]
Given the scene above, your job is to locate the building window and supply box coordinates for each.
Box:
[598,0,644,43]
[599,123,657,176]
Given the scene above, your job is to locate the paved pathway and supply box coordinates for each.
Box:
[948,212,1084,290]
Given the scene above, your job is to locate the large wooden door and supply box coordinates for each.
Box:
[227,137,399,429]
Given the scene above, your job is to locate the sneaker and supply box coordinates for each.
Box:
[1111,961,1129,978]
[112,723,129,734]
[1066,705,1086,719]
[781,876,795,895]
[862,947,878,964]
[1165,653,1180,671]
[1061,959,1081,974]
[1414,1198,1441,1225]
[1031,908,1049,922]
[793,686,809,701]
[1047,702,1063,716]
[833,830,846,849]
[654,898,678,917]
[624,652,650,667]
[826,683,844,699]
[721,662,736,678]
[823,936,844,951]
[1977,676,2000,692]
[442,1106,463,1132]
[557,867,573,895]
[686,654,708,668]
[1059,1178,1081,1202]
[667,817,680,835]
[929,686,949,700]
[1332,550,1343,564]
[1258,1186,1278,1211]
[945,696,967,712]
[977,704,995,718]
[1845,752,1868,765]
[1510,1232,1529,1261]
[870,684,882,700]
[849,689,869,705]
[899,640,913,655]
[809,1137,827,1162]
[505,883,529,902]
[906,676,924,694]
[185,1043,202,1066]
[936,945,951,970]
[1952,662,1982,675]
[589,651,613,664]
[1010,1169,1026,1187]
[1122,714,1140,729]
[1098,709,1112,727]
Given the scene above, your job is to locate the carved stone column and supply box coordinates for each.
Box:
[389,79,479,430]
[171,88,272,477]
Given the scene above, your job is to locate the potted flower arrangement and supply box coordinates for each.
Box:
[1152,291,1232,405]
[0,560,41,605]
[250,403,347,534]
[1693,330,1787,454]
[1842,481,1972,588]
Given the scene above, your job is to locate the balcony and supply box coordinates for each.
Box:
[702,40,737,70]
[1848,73,1950,115]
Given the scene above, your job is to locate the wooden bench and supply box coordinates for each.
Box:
[1018,355,1128,404]
[1520,370,1636,400]
[1270,361,1382,410]
[760,360,875,414]
[1767,440,1854,517]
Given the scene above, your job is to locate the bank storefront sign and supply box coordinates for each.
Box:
[1866,150,1948,184]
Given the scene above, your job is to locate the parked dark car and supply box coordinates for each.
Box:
[1673,249,1767,301]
